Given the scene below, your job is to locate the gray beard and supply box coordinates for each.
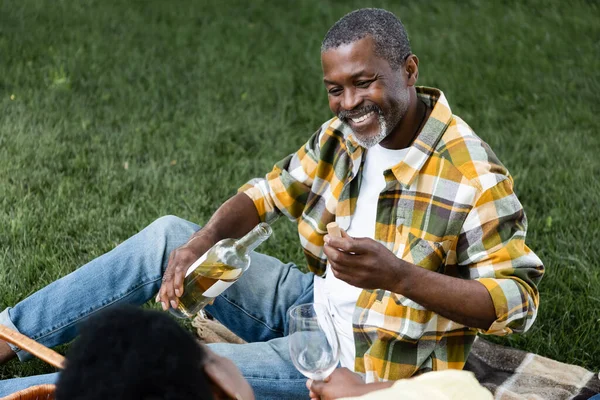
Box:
[339,90,411,149]
[344,113,389,148]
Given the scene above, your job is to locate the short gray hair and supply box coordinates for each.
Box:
[321,8,411,70]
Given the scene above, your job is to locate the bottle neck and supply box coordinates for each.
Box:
[235,223,273,254]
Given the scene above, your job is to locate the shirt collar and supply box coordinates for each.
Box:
[391,87,453,188]
[339,87,453,187]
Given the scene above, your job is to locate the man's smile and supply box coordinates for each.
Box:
[349,110,376,124]
[340,106,382,132]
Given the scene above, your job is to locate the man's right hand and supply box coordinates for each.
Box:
[155,192,260,311]
[156,234,215,311]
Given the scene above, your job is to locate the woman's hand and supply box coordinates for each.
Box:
[307,368,365,400]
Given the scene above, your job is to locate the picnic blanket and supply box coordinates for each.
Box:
[465,337,600,400]
[193,314,600,399]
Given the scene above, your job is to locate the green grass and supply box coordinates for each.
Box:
[1,0,599,380]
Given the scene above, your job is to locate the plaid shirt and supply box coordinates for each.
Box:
[239,87,544,382]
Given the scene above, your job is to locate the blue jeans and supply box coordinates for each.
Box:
[0,216,315,399]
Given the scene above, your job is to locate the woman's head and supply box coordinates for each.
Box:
[56,306,254,400]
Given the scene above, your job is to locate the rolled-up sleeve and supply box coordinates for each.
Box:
[457,177,544,335]
[238,125,323,224]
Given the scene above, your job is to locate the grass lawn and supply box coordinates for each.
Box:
[1,0,599,380]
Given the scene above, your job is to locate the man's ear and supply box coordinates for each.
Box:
[405,54,419,86]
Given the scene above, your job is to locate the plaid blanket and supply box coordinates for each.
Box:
[194,315,600,399]
[465,338,600,400]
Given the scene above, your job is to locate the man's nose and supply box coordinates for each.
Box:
[341,88,361,110]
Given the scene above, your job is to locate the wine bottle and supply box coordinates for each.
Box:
[169,222,273,318]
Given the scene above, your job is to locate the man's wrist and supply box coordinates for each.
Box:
[389,258,416,295]
[184,228,219,250]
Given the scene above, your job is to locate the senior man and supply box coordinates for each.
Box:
[0,8,543,399]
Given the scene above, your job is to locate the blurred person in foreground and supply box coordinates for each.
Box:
[0,7,543,399]
[55,306,254,400]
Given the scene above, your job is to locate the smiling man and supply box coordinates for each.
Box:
[323,36,417,151]
[0,8,543,400]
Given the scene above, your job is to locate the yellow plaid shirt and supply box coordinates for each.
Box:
[239,87,544,382]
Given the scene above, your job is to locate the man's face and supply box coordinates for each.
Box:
[321,36,410,148]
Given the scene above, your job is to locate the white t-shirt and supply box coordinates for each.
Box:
[313,144,409,370]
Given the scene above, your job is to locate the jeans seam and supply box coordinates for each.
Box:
[219,295,284,334]
[29,275,162,342]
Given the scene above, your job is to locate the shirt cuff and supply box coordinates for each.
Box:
[476,277,533,335]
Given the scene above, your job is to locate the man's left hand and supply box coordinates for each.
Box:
[323,230,404,291]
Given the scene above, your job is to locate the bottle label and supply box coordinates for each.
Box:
[185,252,208,278]
[203,279,236,298]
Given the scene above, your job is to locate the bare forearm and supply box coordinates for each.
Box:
[323,233,497,330]
[392,261,496,330]
[352,381,395,396]
[189,192,260,245]
[308,368,395,399]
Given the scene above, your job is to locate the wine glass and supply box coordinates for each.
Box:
[288,302,340,381]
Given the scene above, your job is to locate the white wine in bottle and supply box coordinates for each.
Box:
[169,222,273,318]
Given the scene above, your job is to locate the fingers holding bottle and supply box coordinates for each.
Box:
[157,235,213,311]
